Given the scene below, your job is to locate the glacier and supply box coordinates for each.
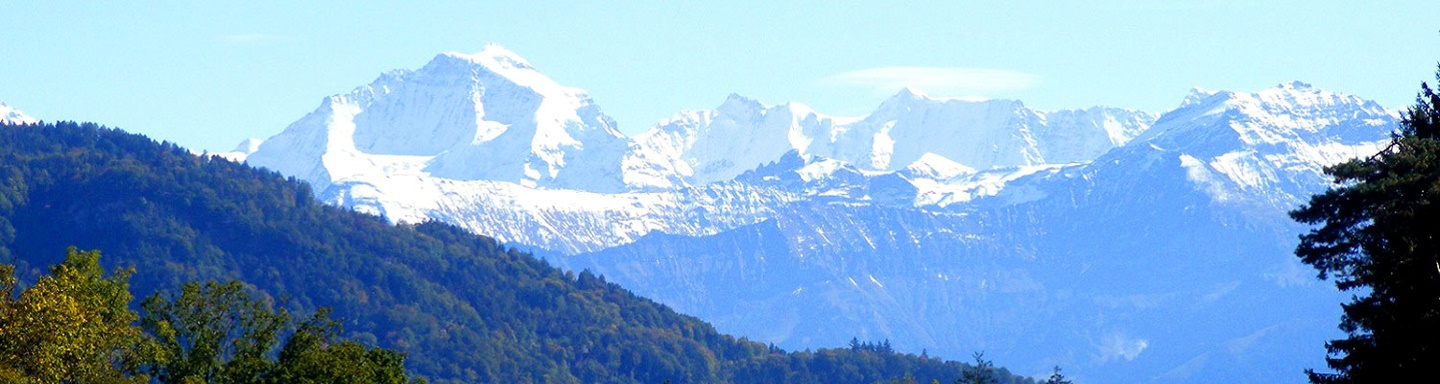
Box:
[239,46,1399,383]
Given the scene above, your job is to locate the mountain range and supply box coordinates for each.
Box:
[1,120,1039,383]
[137,45,1399,382]
[564,81,1393,383]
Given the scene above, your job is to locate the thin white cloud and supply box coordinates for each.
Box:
[823,66,1040,97]
[218,33,286,44]
[1097,332,1149,363]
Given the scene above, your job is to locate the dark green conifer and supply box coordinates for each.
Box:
[954,352,996,384]
[1042,366,1071,384]
[1292,67,1440,383]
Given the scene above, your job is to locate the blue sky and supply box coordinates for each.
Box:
[2,1,1438,152]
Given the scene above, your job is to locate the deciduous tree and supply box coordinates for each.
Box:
[140,280,422,384]
[0,248,151,383]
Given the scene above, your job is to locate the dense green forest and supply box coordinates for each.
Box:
[0,120,1033,383]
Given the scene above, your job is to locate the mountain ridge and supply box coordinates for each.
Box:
[245,45,1157,195]
[0,120,1034,384]
[562,79,1392,381]
[237,46,1392,257]
[226,46,1399,383]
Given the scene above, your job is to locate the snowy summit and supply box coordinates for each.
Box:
[247,44,629,193]
[0,102,38,125]
[227,45,1406,384]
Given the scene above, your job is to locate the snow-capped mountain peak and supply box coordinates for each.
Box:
[1093,82,1398,216]
[428,45,599,115]
[892,86,928,100]
[247,44,630,193]
[622,94,835,189]
[716,93,767,117]
[207,137,263,162]
[0,102,38,125]
[1180,87,1223,108]
[808,92,1153,172]
[443,44,535,71]
[225,54,1407,384]
[871,86,955,114]
[1139,81,1393,153]
[622,85,1155,190]
[232,137,264,153]
[902,152,975,180]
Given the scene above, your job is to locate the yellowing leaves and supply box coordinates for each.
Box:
[0,248,148,383]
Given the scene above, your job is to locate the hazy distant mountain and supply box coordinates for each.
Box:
[0,101,37,124]
[242,46,1154,254]
[2,121,1026,384]
[211,137,262,162]
[237,46,1398,383]
[623,89,1154,190]
[567,81,1395,383]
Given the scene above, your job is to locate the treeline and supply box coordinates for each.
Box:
[0,121,1033,383]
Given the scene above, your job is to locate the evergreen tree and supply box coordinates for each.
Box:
[955,352,996,384]
[1291,67,1440,383]
[1042,366,1071,384]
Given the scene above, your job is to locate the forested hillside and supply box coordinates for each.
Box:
[0,121,1033,383]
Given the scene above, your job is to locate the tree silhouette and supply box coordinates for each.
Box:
[955,352,996,384]
[1292,66,1440,383]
